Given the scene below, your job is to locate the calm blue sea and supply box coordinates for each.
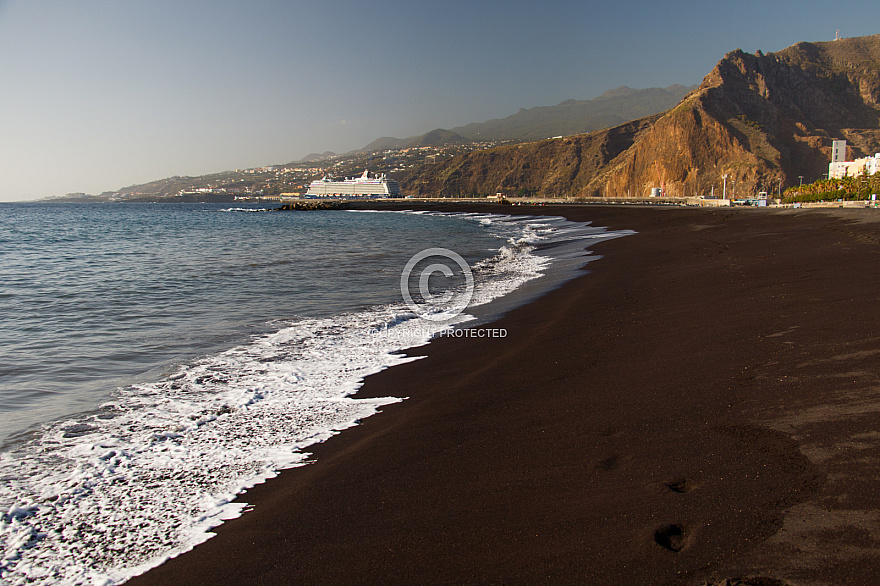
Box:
[0,202,632,585]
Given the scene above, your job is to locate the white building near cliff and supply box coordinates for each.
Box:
[829,140,880,179]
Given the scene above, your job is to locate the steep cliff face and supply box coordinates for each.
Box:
[402,34,880,198]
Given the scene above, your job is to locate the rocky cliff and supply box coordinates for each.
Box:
[402,34,880,198]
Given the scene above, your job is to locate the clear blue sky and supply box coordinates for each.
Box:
[0,0,876,201]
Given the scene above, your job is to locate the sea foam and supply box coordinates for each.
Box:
[0,211,632,585]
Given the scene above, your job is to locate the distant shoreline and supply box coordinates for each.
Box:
[26,195,880,212]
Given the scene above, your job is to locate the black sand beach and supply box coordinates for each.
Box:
[130,204,880,584]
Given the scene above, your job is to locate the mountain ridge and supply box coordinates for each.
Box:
[401,34,880,198]
[355,85,695,154]
[450,84,696,142]
[359,129,469,152]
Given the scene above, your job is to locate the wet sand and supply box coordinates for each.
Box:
[130,204,880,584]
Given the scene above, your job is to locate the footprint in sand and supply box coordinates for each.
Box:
[654,523,687,552]
[664,477,699,493]
[595,455,624,470]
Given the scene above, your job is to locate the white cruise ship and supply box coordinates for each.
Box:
[306,169,402,198]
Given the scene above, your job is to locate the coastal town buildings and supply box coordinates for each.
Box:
[828,140,880,179]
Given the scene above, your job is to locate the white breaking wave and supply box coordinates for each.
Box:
[0,211,633,585]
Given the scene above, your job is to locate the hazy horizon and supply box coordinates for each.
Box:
[1,0,877,201]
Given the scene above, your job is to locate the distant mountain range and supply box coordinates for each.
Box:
[359,128,470,153]
[352,85,695,154]
[52,83,697,201]
[451,85,696,141]
[297,151,337,163]
[402,33,880,198]
[56,30,880,203]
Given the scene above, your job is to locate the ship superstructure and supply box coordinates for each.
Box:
[306,169,402,198]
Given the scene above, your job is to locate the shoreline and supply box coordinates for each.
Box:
[131,204,880,584]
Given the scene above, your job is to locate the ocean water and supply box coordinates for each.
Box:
[0,202,632,585]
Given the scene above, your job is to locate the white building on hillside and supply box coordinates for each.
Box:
[829,140,880,179]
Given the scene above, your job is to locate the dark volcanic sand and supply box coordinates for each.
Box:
[129,205,880,585]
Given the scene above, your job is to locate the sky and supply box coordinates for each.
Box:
[0,0,877,201]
